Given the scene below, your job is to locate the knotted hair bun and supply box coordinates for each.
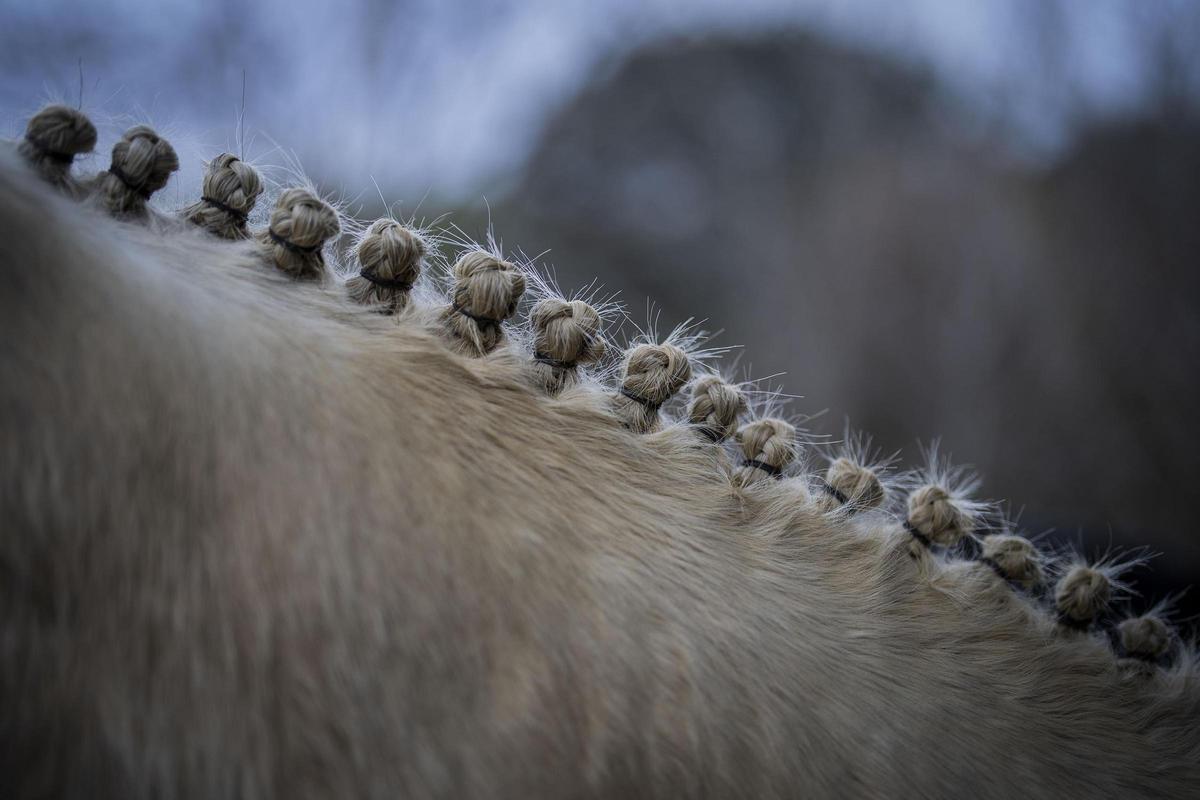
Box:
[686,376,746,443]
[182,153,263,239]
[441,250,526,356]
[904,484,976,550]
[733,418,797,487]
[814,457,885,514]
[1116,615,1171,667]
[1054,565,1111,632]
[611,343,692,433]
[346,219,426,314]
[94,125,179,218]
[255,187,340,280]
[18,104,96,188]
[529,298,607,393]
[978,534,1044,591]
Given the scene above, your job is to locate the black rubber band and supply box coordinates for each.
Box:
[1107,628,1166,664]
[742,459,782,478]
[1121,650,1163,664]
[269,229,321,255]
[108,164,151,199]
[201,195,249,224]
[979,556,1008,582]
[35,144,74,165]
[534,352,576,369]
[359,266,412,290]
[619,387,661,411]
[819,479,849,505]
[452,303,502,327]
[903,519,932,550]
[1056,611,1091,632]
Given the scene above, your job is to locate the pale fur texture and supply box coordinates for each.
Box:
[181,153,263,240]
[2,149,1199,799]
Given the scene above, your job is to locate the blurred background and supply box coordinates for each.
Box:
[3,0,1198,623]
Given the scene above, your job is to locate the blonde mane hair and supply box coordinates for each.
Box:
[1,108,1197,798]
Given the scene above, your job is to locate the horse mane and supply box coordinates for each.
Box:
[1,106,1197,798]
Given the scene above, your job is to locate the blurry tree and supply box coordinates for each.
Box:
[473,28,1200,617]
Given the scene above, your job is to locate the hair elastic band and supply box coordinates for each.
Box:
[360,266,412,290]
[1056,612,1091,632]
[620,387,661,411]
[1117,643,1163,664]
[36,144,74,165]
[202,195,249,224]
[978,556,1009,582]
[742,458,782,478]
[534,352,575,369]
[819,479,848,505]
[903,519,932,550]
[269,229,321,255]
[452,302,502,327]
[108,164,151,199]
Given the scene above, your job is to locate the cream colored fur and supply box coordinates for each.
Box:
[0,152,1197,799]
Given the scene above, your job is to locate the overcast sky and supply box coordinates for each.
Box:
[2,0,1195,203]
